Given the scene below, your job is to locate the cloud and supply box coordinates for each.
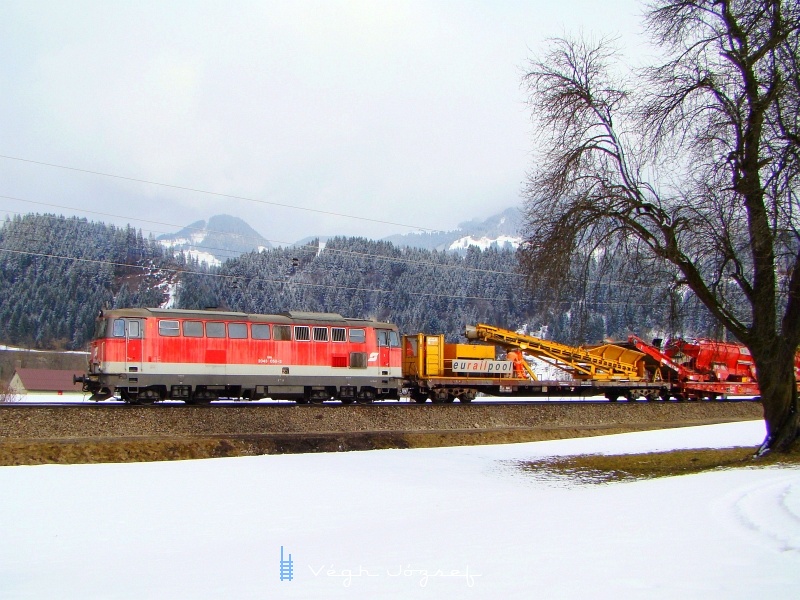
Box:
[0,0,643,242]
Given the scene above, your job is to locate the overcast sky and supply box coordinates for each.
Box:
[0,0,646,244]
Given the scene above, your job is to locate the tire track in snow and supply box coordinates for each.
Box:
[714,471,800,554]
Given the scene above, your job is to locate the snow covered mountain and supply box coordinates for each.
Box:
[382,206,523,253]
[157,214,271,266]
[157,208,522,267]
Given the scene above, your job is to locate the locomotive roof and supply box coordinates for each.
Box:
[99,308,395,328]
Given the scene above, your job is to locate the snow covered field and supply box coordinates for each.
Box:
[1,420,798,599]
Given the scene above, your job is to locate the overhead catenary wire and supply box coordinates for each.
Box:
[0,246,674,308]
[0,154,442,232]
[0,197,525,277]
[0,155,682,290]
[0,246,518,302]
[1,199,674,290]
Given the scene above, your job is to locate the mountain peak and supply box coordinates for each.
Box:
[383,206,523,252]
[157,214,272,265]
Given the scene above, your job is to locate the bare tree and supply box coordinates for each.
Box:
[520,0,799,452]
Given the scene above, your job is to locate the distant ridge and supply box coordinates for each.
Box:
[382,206,523,253]
[157,214,271,266]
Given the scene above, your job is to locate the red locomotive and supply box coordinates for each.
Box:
[76,308,402,404]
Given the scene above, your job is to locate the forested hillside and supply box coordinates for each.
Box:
[0,213,719,351]
[181,237,714,344]
[179,238,534,342]
[0,214,177,348]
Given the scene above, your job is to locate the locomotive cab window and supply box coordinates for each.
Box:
[228,323,248,339]
[113,318,143,338]
[128,320,142,338]
[377,330,400,347]
[252,324,271,340]
[112,319,126,338]
[206,322,225,338]
[349,328,366,343]
[183,321,203,337]
[313,327,328,342]
[158,320,179,337]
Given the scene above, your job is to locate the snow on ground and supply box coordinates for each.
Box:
[0,346,87,355]
[1,420,798,599]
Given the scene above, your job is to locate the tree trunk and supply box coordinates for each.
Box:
[752,341,799,454]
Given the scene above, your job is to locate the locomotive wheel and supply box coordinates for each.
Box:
[308,389,328,404]
[145,387,165,404]
[340,398,355,405]
[357,389,375,404]
[192,390,216,404]
[137,390,158,405]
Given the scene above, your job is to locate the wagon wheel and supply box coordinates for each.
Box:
[411,390,428,404]
[431,389,450,404]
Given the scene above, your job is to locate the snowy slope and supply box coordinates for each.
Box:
[447,233,520,252]
[157,214,272,266]
[1,420,798,599]
[384,207,523,253]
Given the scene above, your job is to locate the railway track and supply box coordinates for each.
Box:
[0,400,764,465]
[1,398,763,435]
[0,395,761,409]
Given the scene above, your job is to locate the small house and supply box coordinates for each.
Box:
[8,368,85,395]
